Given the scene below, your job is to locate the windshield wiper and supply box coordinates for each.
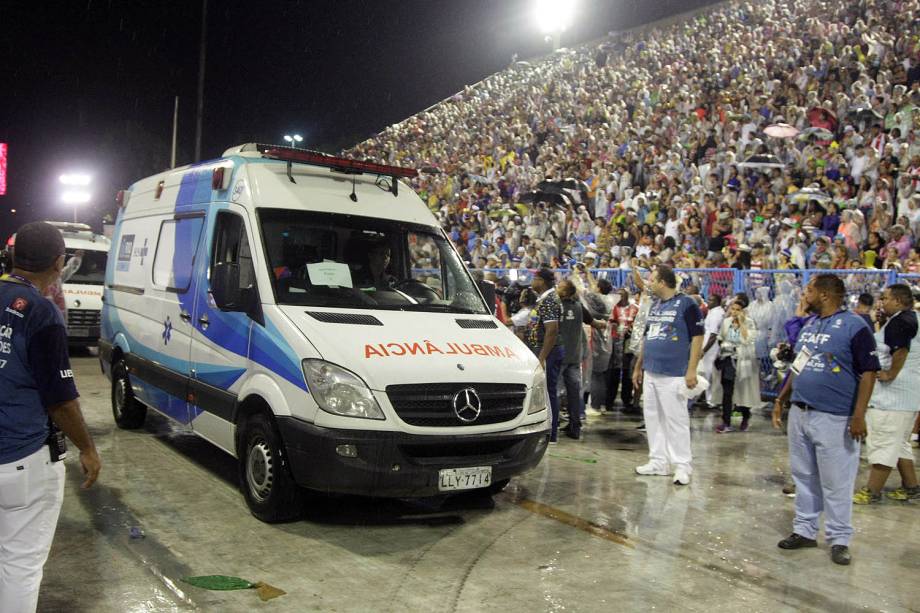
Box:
[400,303,484,315]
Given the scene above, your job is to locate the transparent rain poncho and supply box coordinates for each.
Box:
[747,286,776,358]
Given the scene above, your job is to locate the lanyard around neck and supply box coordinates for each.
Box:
[0,274,37,291]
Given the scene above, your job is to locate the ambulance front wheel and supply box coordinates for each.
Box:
[112,359,147,429]
[238,412,305,523]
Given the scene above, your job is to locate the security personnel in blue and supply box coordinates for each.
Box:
[0,222,101,612]
[772,274,879,567]
[631,264,704,486]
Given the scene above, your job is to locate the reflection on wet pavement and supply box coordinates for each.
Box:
[40,357,920,612]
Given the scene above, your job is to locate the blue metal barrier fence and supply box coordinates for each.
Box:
[469,267,920,403]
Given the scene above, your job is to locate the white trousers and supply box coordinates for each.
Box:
[642,372,693,473]
[0,445,65,613]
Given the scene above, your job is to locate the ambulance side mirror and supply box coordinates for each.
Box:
[211,262,242,310]
[477,279,496,315]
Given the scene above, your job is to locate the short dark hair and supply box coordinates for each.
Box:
[812,274,845,302]
[733,293,750,309]
[596,278,613,295]
[886,283,913,307]
[12,222,65,272]
[655,264,677,289]
[535,267,555,287]
[519,288,537,307]
[857,292,875,308]
[708,294,722,306]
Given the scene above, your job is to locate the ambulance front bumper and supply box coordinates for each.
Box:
[275,417,550,497]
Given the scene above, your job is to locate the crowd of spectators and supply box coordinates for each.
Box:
[350,0,920,280]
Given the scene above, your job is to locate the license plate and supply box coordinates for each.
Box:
[438,466,492,492]
[69,328,90,337]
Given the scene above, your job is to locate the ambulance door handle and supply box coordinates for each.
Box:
[198,313,209,329]
[180,310,191,323]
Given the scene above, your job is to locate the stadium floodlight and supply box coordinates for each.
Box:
[59,173,92,187]
[283,134,304,148]
[60,173,93,222]
[535,0,576,36]
[61,190,91,205]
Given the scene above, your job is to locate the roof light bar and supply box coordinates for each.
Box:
[255,144,417,179]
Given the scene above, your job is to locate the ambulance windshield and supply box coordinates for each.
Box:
[259,209,490,314]
[65,249,107,285]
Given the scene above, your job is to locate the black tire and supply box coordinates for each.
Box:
[237,412,304,523]
[111,359,147,429]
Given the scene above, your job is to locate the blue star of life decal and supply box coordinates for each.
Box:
[162,316,173,345]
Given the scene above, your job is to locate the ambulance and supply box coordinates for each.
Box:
[99,144,550,522]
[6,222,110,345]
[52,222,110,345]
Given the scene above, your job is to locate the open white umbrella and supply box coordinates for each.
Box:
[764,123,800,139]
[738,154,786,170]
[798,126,834,140]
[788,186,832,203]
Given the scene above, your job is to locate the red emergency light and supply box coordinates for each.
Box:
[255,144,417,179]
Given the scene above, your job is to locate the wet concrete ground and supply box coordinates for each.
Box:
[40,354,920,612]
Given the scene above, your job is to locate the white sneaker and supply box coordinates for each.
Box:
[673,468,691,485]
[586,407,602,417]
[635,462,670,476]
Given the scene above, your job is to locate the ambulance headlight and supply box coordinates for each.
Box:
[302,360,385,420]
[527,368,549,414]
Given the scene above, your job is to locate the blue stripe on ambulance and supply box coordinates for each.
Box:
[172,164,308,392]
[102,302,246,424]
[103,160,308,425]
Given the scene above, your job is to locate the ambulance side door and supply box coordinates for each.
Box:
[188,207,257,454]
[132,212,206,425]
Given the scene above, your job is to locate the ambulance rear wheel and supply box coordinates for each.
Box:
[238,412,304,523]
[112,359,147,429]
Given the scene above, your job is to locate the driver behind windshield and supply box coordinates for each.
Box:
[356,242,395,291]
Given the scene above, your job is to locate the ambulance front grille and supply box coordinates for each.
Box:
[68,309,101,327]
[386,383,526,427]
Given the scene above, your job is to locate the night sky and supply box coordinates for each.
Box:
[0,0,718,238]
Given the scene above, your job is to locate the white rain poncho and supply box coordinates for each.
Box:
[747,286,776,359]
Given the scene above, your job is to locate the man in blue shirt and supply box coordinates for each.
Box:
[772,274,878,566]
[0,222,101,612]
[632,265,704,485]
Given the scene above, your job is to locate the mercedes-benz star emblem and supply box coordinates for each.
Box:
[452,388,482,423]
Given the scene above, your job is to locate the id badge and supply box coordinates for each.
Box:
[790,346,813,376]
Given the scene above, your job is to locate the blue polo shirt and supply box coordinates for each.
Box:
[0,277,79,464]
[791,309,879,416]
[642,293,704,377]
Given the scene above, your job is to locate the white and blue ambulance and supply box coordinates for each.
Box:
[99,144,549,521]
